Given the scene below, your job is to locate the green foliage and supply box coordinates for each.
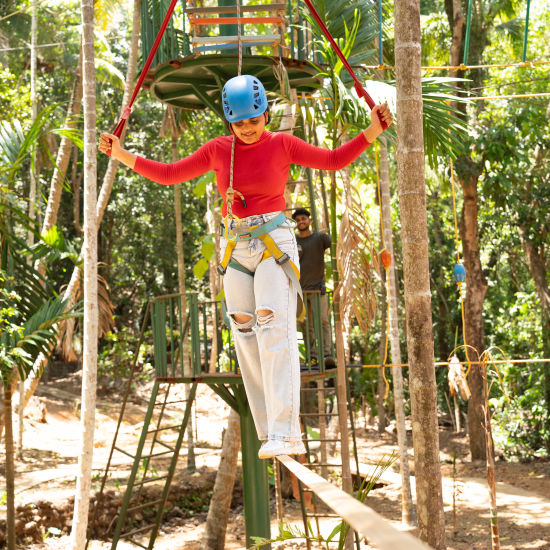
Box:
[492,392,550,459]
[98,327,154,382]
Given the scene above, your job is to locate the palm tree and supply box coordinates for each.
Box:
[0,115,81,550]
[0,278,76,550]
[394,0,446,546]
[69,0,97,547]
[21,0,142,417]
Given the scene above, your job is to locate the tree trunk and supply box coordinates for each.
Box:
[42,51,83,233]
[69,0,97,547]
[4,381,16,550]
[394,0,446,546]
[172,135,196,471]
[460,172,487,460]
[21,0,141,413]
[379,137,416,525]
[18,1,40,457]
[72,144,83,236]
[517,225,550,450]
[205,180,221,373]
[200,408,241,550]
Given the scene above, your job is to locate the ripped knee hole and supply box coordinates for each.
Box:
[230,313,254,333]
[256,308,275,327]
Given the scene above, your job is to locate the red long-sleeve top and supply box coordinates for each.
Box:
[134,130,371,217]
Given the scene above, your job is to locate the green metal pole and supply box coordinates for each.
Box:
[306,167,319,233]
[238,387,272,549]
[462,0,473,66]
[189,293,201,375]
[219,0,239,56]
[312,291,324,372]
[522,0,531,62]
[288,0,294,58]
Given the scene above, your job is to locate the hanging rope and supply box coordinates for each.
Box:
[302,0,387,128]
[106,0,179,153]
[225,0,245,228]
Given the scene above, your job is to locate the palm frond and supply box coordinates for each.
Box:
[335,176,378,334]
[56,270,114,362]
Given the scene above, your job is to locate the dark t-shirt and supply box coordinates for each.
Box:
[296,232,331,291]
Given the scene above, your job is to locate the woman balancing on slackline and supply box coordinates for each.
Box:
[99,75,393,459]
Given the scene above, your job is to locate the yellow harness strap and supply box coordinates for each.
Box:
[218,227,305,321]
[258,233,304,322]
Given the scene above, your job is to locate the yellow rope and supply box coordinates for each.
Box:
[354,357,550,369]
[468,92,550,100]
[301,91,550,102]
[375,141,391,397]
[357,60,550,71]
[450,158,473,377]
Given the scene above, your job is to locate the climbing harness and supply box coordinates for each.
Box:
[218,212,305,321]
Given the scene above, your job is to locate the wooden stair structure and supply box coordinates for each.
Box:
[139,0,320,116]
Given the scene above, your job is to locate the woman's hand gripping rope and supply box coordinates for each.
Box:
[363,103,394,144]
[223,188,247,241]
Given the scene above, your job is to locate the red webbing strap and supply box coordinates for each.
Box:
[302,0,387,128]
[112,0,179,139]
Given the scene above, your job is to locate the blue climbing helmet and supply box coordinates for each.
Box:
[222,75,268,123]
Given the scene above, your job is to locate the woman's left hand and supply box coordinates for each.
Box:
[371,103,393,130]
[364,103,393,142]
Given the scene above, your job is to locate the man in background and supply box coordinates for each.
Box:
[293,208,335,368]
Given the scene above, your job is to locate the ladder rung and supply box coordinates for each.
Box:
[305,512,341,518]
[303,438,340,443]
[154,399,189,406]
[127,498,164,514]
[126,538,148,549]
[187,4,286,15]
[147,424,181,434]
[192,34,280,45]
[121,523,156,538]
[133,474,169,487]
[156,440,176,452]
[190,16,283,26]
[300,386,334,392]
[137,449,174,460]
[114,445,135,459]
[306,463,343,468]
[121,524,155,538]
[300,412,340,417]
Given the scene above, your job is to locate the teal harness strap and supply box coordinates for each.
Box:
[228,258,254,277]
[228,212,287,241]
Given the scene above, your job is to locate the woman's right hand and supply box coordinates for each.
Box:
[99,133,121,158]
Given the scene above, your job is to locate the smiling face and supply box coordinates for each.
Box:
[294,214,311,232]
[230,112,268,144]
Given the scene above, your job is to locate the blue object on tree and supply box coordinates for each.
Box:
[453,263,466,283]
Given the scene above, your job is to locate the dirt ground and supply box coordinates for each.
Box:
[1,367,549,550]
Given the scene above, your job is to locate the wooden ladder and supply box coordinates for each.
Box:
[186,2,289,56]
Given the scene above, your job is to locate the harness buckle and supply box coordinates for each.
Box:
[275,253,290,266]
[217,264,227,276]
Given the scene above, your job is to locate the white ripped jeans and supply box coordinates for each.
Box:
[221,211,302,442]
